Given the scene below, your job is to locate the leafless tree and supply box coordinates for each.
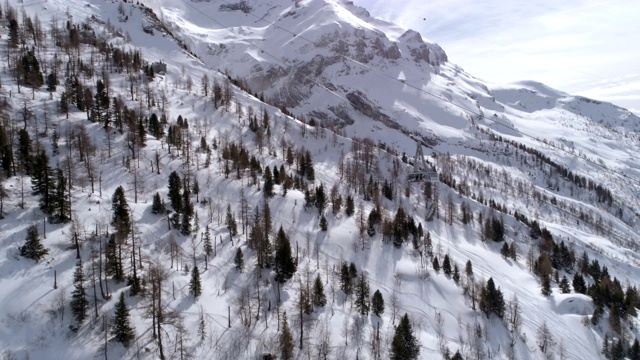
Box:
[507,294,522,333]
[143,260,176,360]
[223,77,233,112]
[201,73,209,97]
[537,321,556,359]
[466,322,485,360]
[316,317,332,360]
[186,74,193,93]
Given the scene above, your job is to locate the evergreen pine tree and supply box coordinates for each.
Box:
[92,79,110,126]
[541,274,552,296]
[111,292,135,346]
[340,262,353,295]
[226,204,238,238]
[451,350,464,360]
[70,258,89,324]
[0,124,14,177]
[198,309,206,341]
[349,262,358,279]
[168,171,182,214]
[500,242,510,259]
[136,118,146,147]
[367,210,377,236]
[151,192,165,214]
[432,257,440,272]
[105,235,124,281]
[611,338,625,360]
[345,194,355,217]
[148,113,164,138]
[111,186,131,239]
[442,254,452,276]
[559,275,571,293]
[17,129,33,175]
[573,273,587,294]
[479,277,505,319]
[274,226,296,284]
[180,186,193,236]
[32,150,56,215]
[234,248,244,272]
[279,311,294,360]
[203,225,213,257]
[192,179,200,203]
[629,338,640,360]
[354,274,370,316]
[304,151,315,181]
[509,242,517,260]
[189,265,202,297]
[20,224,48,261]
[315,183,327,212]
[312,274,327,307]
[372,289,385,316]
[452,264,461,284]
[390,313,420,360]
[319,213,328,231]
[53,168,71,223]
[465,260,474,279]
[8,19,19,48]
[20,49,44,87]
[263,166,275,198]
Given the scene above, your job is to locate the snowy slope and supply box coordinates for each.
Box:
[0,0,639,360]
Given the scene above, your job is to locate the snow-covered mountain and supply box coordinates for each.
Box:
[1,0,639,359]
[151,0,640,195]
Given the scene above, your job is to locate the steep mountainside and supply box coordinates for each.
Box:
[0,0,639,359]
[148,0,640,239]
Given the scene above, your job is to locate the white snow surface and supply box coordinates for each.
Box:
[0,0,639,359]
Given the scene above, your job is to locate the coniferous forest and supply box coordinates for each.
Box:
[0,1,639,359]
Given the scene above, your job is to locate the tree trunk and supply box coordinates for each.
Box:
[98,237,106,299]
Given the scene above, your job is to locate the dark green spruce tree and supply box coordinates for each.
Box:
[52,168,71,223]
[479,277,505,319]
[20,49,44,87]
[20,224,48,261]
[234,248,244,272]
[92,79,110,127]
[203,225,213,258]
[111,292,135,346]
[111,186,131,239]
[390,313,420,360]
[189,265,202,297]
[226,204,238,239]
[279,311,294,360]
[168,171,182,227]
[319,213,328,231]
[151,192,166,214]
[105,235,124,281]
[70,258,89,324]
[372,289,385,316]
[17,129,33,174]
[340,262,353,295]
[442,254,452,276]
[274,226,296,284]
[312,274,327,307]
[354,274,370,316]
[180,184,193,236]
[32,150,56,215]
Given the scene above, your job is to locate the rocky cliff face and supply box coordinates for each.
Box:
[159,0,450,133]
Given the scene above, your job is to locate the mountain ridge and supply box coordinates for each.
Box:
[0,0,639,359]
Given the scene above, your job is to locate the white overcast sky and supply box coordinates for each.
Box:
[355,0,640,114]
